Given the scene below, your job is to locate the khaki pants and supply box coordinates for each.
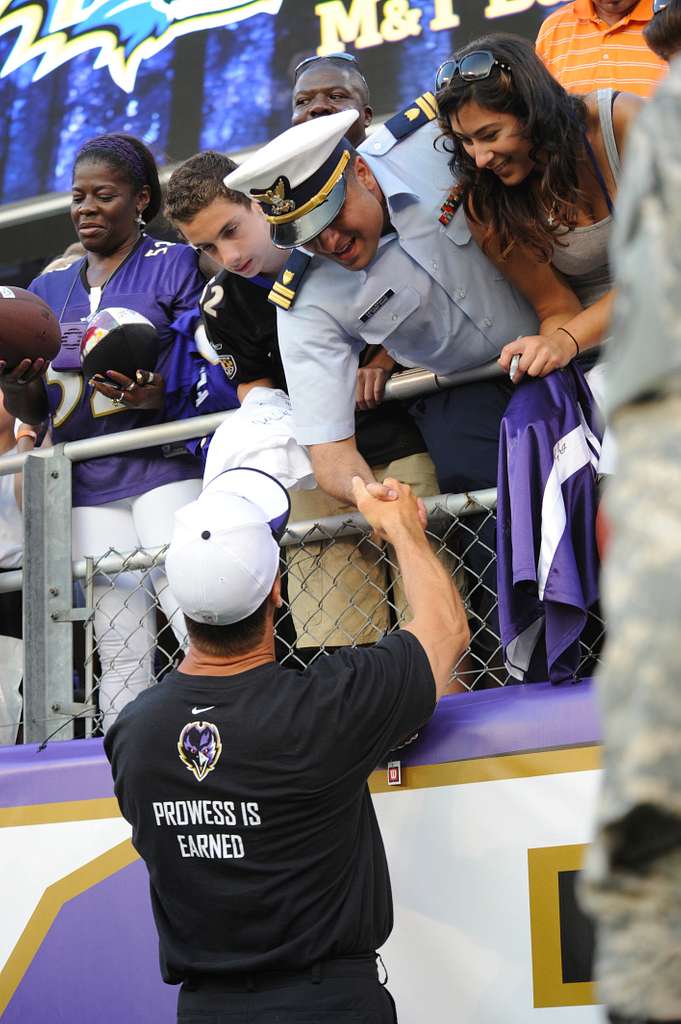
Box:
[287,452,460,648]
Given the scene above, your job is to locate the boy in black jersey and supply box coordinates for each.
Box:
[105,467,469,1022]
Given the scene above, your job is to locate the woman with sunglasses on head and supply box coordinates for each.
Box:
[436,34,642,384]
[0,132,237,730]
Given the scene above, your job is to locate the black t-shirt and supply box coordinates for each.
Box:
[104,631,435,984]
[200,270,427,467]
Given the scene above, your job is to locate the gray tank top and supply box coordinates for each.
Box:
[551,89,620,308]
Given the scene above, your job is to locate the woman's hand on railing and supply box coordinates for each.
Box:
[499,332,575,384]
[89,370,165,411]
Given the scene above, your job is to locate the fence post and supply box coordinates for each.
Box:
[23,448,75,744]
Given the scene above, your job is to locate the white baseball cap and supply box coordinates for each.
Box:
[223,109,359,248]
[166,468,291,626]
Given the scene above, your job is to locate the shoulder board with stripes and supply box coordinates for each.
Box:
[267,249,312,311]
[384,92,438,141]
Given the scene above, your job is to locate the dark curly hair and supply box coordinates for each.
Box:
[74,132,162,223]
[436,34,588,262]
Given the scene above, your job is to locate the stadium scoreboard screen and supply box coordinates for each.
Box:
[0,0,555,208]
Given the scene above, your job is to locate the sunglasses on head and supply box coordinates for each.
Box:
[653,0,669,13]
[435,51,511,91]
[293,52,368,83]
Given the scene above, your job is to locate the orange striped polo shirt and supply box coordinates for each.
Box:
[536,0,667,97]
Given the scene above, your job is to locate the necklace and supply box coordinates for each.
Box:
[545,201,560,227]
[84,233,144,315]
[86,232,142,288]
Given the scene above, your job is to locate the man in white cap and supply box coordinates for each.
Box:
[104,466,468,1023]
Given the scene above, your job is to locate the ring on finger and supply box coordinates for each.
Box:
[124,382,136,392]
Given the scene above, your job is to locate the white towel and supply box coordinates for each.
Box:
[203,388,315,491]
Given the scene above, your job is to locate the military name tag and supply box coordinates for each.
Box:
[359,289,395,324]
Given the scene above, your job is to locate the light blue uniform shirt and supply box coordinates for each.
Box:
[276,120,539,446]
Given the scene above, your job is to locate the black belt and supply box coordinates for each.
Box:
[182,954,380,994]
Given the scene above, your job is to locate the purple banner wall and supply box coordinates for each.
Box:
[0,681,601,1023]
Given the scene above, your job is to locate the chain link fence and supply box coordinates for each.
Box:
[70,490,604,736]
[0,481,606,743]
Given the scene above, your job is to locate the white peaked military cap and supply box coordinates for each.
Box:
[224,109,359,248]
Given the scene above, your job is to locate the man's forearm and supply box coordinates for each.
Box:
[309,437,375,505]
[394,529,468,642]
[392,526,470,691]
[350,475,470,694]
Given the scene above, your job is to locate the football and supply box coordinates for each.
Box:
[80,307,161,382]
[0,286,61,368]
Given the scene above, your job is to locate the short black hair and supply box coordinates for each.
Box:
[74,133,162,223]
[294,56,370,105]
[184,596,270,657]
[165,150,251,224]
[644,0,681,58]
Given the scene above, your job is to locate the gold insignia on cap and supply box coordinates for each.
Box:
[251,177,296,215]
[261,149,351,226]
[282,270,294,286]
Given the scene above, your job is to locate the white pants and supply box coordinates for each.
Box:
[72,478,201,730]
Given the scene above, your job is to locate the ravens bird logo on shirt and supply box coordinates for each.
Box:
[178,721,222,782]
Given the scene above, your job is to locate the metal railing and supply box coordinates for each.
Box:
[0,361,602,744]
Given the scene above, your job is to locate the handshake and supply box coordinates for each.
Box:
[351,476,429,545]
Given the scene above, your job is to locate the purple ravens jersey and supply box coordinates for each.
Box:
[30,236,237,506]
[496,363,602,684]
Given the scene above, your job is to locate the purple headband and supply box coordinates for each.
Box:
[75,135,149,189]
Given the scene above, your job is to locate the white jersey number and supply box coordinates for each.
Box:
[47,367,127,427]
[202,283,224,319]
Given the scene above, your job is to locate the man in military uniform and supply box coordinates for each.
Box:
[225,106,538,508]
[580,58,681,1024]
[225,106,539,652]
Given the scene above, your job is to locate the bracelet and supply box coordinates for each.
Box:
[16,429,37,443]
[557,326,580,359]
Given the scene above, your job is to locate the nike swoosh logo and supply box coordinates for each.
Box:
[191,705,216,715]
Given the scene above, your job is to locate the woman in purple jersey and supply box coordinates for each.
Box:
[0,133,236,730]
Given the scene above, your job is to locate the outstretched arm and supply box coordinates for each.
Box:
[309,436,398,507]
[352,476,469,698]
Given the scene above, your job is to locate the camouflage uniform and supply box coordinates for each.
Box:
[580,61,681,1021]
